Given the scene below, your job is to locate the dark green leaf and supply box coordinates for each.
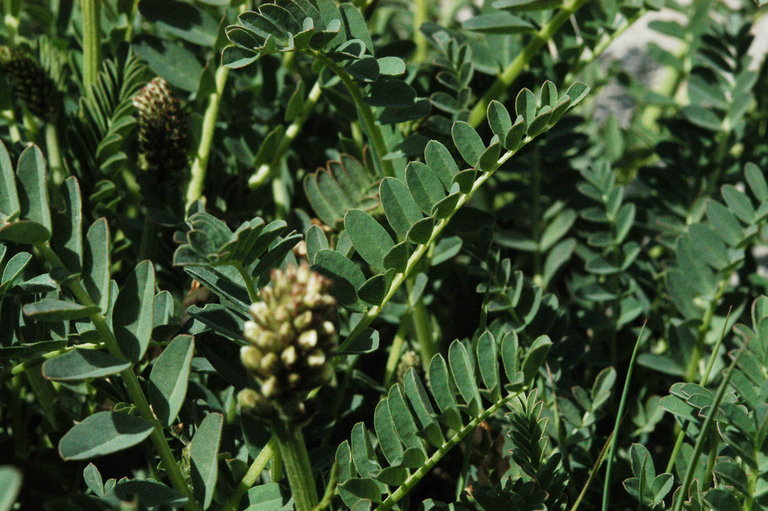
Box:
[113,261,156,363]
[23,299,100,321]
[190,413,223,509]
[59,412,154,460]
[149,335,194,426]
[42,349,130,381]
[345,209,394,272]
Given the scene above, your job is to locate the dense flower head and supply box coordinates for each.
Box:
[239,263,337,421]
[132,77,188,175]
[0,46,61,119]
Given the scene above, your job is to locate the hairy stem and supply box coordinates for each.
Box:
[11,343,103,376]
[186,65,229,207]
[80,0,101,93]
[468,0,588,127]
[274,421,318,511]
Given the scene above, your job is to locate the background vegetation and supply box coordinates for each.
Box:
[1,0,767,510]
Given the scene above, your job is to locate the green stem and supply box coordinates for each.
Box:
[531,145,542,283]
[337,135,534,356]
[249,80,323,191]
[273,421,318,511]
[222,435,277,511]
[11,343,103,376]
[314,53,394,177]
[3,0,20,45]
[382,323,407,387]
[564,7,645,85]
[236,263,259,303]
[665,306,732,473]
[407,277,434,364]
[468,0,588,127]
[186,64,229,207]
[374,391,522,511]
[312,462,338,511]
[44,122,63,186]
[685,277,728,382]
[672,346,745,511]
[601,323,645,511]
[569,429,615,511]
[35,242,201,511]
[80,0,101,93]
[412,0,428,64]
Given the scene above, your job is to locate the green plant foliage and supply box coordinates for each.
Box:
[3,1,768,510]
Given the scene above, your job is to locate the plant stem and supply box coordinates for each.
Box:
[672,345,746,511]
[45,122,63,186]
[665,306,732,474]
[412,0,428,64]
[569,429,615,511]
[685,277,728,382]
[468,0,588,127]
[406,277,434,364]
[312,461,338,511]
[222,434,277,511]
[273,420,318,511]
[186,64,229,207]
[337,135,535,356]
[236,263,259,303]
[313,53,394,177]
[80,0,101,93]
[564,7,645,85]
[249,80,323,191]
[35,242,202,511]
[601,322,646,511]
[11,343,103,376]
[374,391,522,511]
[382,323,407,387]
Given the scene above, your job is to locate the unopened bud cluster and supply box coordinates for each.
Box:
[0,46,60,119]
[132,77,188,175]
[239,263,337,421]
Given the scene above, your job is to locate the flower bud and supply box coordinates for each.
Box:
[0,46,61,119]
[132,77,188,175]
[239,263,338,422]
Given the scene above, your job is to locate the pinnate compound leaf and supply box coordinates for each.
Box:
[149,335,194,426]
[190,413,223,510]
[59,412,154,460]
[42,349,130,381]
[113,261,156,362]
